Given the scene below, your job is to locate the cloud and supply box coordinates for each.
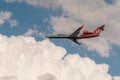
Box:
[26,0,59,8]
[0,11,12,25]
[5,0,25,3]
[9,19,18,27]
[38,73,57,80]
[49,0,120,57]
[24,28,45,39]
[80,38,111,57]
[0,11,18,27]
[113,76,120,80]
[24,28,38,36]
[4,0,120,57]
[0,34,119,80]
[0,76,17,80]
[50,16,81,34]
[4,0,60,8]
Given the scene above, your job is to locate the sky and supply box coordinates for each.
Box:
[0,0,120,80]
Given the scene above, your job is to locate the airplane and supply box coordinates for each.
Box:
[46,24,105,45]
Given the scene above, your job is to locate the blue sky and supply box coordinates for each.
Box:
[0,0,120,77]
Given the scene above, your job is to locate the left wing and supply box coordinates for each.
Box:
[69,24,84,37]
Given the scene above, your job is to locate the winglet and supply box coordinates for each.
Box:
[99,25,105,31]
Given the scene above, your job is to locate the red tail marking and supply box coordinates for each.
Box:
[93,28,101,34]
[93,25,105,35]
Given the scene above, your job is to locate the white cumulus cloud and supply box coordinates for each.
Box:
[0,76,17,80]
[113,76,120,80]
[24,28,45,39]
[0,11,12,25]
[0,11,18,27]
[0,34,119,80]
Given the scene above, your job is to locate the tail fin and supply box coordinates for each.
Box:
[93,25,105,35]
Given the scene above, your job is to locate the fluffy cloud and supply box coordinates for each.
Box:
[9,19,18,27]
[24,28,39,36]
[0,34,119,80]
[51,16,81,34]
[0,11,12,25]
[0,76,17,80]
[0,11,18,27]
[80,38,111,57]
[24,28,45,39]
[113,76,120,80]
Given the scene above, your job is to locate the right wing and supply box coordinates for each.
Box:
[69,38,82,45]
[69,24,84,37]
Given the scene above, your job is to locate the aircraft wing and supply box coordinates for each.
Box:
[69,24,84,37]
[69,39,82,45]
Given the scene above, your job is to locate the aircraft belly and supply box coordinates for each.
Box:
[78,35,99,39]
